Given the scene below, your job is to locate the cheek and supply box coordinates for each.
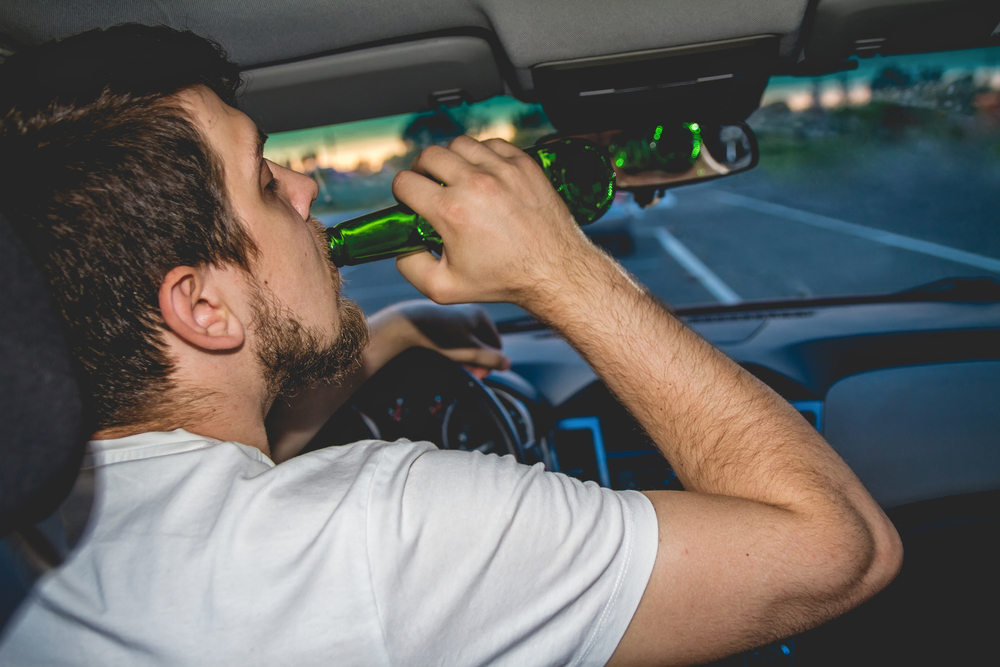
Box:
[289,226,340,307]
[273,217,324,272]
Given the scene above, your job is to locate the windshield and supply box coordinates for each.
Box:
[264,46,1000,323]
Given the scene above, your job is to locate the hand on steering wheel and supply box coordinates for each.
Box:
[367,300,510,379]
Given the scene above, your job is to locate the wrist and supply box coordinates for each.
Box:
[517,244,625,320]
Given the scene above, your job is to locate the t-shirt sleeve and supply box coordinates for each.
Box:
[365,444,659,667]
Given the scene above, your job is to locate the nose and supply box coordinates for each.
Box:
[275,161,319,220]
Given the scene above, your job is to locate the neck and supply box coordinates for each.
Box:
[91,383,273,459]
[92,416,271,459]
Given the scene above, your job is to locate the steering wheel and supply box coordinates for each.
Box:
[302,347,524,461]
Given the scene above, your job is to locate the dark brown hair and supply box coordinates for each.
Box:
[0,24,259,432]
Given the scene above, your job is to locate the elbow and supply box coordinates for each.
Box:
[826,509,904,610]
[865,515,904,595]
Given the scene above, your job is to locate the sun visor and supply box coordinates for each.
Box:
[241,36,504,133]
[805,0,1000,65]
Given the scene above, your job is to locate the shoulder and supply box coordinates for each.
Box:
[366,446,658,590]
[365,448,659,666]
[373,445,650,522]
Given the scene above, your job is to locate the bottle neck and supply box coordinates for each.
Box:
[326,205,441,266]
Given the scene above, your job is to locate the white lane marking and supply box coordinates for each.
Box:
[715,192,1000,274]
[652,227,742,304]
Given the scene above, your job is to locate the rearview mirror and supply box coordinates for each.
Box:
[546,121,758,195]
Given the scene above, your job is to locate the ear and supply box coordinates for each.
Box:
[158,265,245,351]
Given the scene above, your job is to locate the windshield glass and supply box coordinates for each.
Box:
[264,46,1000,323]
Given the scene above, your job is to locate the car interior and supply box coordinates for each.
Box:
[1,1,998,665]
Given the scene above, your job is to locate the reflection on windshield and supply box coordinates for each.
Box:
[266,47,1000,321]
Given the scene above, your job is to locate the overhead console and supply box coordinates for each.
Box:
[803,0,1000,72]
[532,36,780,132]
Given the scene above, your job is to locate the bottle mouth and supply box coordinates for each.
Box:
[325,226,348,267]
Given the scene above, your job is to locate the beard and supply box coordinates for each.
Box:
[248,276,369,403]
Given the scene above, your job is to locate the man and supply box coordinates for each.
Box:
[0,24,901,666]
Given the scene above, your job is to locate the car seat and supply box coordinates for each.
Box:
[0,210,87,633]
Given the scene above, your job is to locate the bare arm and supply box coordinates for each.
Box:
[266,301,508,463]
[392,136,903,666]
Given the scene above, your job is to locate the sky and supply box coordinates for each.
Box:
[264,96,529,172]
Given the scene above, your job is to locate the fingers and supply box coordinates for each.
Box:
[393,139,507,231]
[391,169,448,211]
[406,143,473,185]
[464,365,492,380]
[405,134,514,187]
[438,345,511,372]
[452,135,523,161]
[469,307,502,349]
[408,137,522,184]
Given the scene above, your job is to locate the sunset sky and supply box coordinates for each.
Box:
[264,96,527,173]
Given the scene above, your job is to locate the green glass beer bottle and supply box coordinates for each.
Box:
[326,138,615,266]
[608,122,702,175]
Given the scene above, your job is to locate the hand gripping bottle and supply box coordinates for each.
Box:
[326,138,615,266]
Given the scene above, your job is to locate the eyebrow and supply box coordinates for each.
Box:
[254,127,269,186]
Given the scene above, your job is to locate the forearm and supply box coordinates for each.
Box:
[524,247,897,561]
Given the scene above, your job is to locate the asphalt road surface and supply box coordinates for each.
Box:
[328,140,1000,323]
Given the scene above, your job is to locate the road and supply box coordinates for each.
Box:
[328,139,1000,323]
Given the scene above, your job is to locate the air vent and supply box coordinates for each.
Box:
[685,310,814,324]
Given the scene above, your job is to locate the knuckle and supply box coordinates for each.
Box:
[496,159,525,182]
[437,197,467,225]
[450,134,476,149]
[512,151,538,170]
[468,171,501,196]
[482,138,509,151]
[419,144,447,162]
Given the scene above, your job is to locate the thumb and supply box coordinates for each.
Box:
[395,250,459,304]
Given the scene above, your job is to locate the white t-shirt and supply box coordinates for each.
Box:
[0,430,658,666]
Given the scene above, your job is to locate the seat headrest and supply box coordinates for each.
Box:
[0,211,84,536]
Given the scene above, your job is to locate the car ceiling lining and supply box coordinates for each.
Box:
[3,1,999,132]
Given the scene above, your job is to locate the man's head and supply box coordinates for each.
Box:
[0,24,368,435]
